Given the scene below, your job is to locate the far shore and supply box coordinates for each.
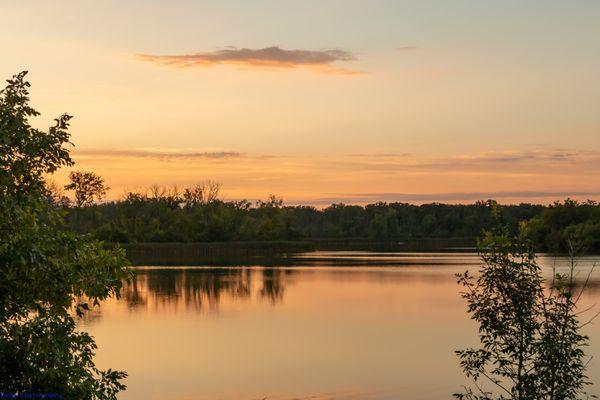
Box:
[113,238,479,265]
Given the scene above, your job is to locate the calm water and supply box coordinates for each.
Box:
[83,252,600,400]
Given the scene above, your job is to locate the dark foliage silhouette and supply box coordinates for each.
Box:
[0,72,130,399]
[455,231,594,399]
[62,193,600,253]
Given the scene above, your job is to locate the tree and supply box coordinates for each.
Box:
[455,230,593,399]
[46,179,72,207]
[64,170,109,207]
[0,71,129,399]
[183,180,221,206]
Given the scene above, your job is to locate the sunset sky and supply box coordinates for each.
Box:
[2,0,599,204]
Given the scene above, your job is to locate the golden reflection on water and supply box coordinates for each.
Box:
[83,253,600,400]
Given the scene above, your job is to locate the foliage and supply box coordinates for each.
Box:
[182,180,221,206]
[63,194,556,245]
[455,231,593,399]
[524,199,600,253]
[65,170,109,207]
[0,71,130,399]
[62,195,596,254]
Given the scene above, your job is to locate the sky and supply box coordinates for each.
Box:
[1,0,599,205]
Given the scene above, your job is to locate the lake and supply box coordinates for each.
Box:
[83,252,600,400]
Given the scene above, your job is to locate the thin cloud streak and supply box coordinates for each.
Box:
[448,150,586,164]
[305,191,600,206]
[72,148,600,173]
[61,148,600,205]
[74,148,242,160]
[136,46,362,75]
[342,150,600,174]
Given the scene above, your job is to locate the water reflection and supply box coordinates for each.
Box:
[110,267,461,316]
[84,252,600,400]
[97,252,600,317]
[113,268,295,315]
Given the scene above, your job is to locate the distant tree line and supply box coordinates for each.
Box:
[52,174,600,253]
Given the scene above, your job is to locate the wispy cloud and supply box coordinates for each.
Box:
[61,147,600,205]
[136,46,362,75]
[74,148,242,160]
[307,191,600,206]
[448,150,584,164]
[397,46,419,51]
[342,150,600,174]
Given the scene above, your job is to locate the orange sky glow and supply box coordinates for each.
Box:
[2,1,599,205]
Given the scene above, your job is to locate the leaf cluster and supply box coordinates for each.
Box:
[455,230,594,400]
[0,72,130,399]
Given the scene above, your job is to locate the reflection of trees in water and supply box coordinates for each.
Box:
[111,263,600,314]
[180,269,252,310]
[556,278,600,296]
[260,268,293,303]
[118,268,294,311]
[121,274,147,308]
